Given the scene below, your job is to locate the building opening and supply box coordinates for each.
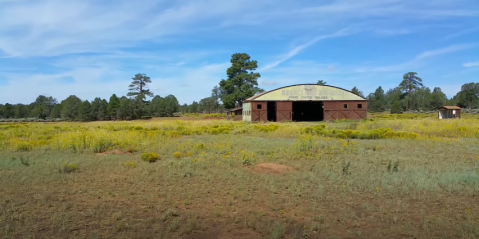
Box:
[292,101,324,121]
[267,101,276,122]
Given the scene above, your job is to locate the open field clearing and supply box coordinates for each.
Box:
[1,115,479,238]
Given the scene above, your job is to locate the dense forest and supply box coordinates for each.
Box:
[1,54,478,122]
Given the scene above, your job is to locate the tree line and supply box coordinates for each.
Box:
[363,73,479,113]
[1,53,478,121]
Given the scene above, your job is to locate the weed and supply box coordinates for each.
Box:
[123,161,136,168]
[342,161,351,175]
[92,138,114,153]
[173,151,185,159]
[241,150,255,166]
[162,209,179,222]
[387,161,399,172]
[141,152,160,162]
[181,215,198,235]
[168,218,180,232]
[59,163,79,173]
[271,221,285,239]
[16,156,30,166]
[126,146,138,153]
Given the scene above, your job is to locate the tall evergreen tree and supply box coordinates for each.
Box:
[50,104,62,119]
[399,72,423,111]
[317,80,327,85]
[198,97,216,113]
[163,95,180,116]
[60,95,82,120]
[2,103,13,118]
[211,85,222,112]
[351,86,364,98]
[99,99,108,120]
[127,73,154,101]
[127,73,154,118]
[219,53,262,109]
[78,100,92,121]
[390,100,403,114]
[429,87,447,110]
[149,95,164,117]
[32,95,57,119]
[367,86,387,112]
[14,104,29,118]
[189,101,199,113]
[456,83,479,109]
[107,94,120,120]
[90,98,102,121]
[117,97,132,120]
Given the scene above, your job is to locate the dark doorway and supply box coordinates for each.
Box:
[267,102,276,122]
[292,101,324,121]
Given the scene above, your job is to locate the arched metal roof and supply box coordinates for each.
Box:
[245,84,367,102]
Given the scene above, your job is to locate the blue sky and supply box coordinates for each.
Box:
[0,0,478,105]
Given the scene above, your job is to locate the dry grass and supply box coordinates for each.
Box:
[0,115,478,238]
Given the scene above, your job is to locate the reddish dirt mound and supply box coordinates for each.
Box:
[251,163,296,174]
[184,228,261,239]
[96,150,132,156]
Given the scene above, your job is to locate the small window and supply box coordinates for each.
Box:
[358,104,363,109]
[343,104,348,109]
[257,104,262,110]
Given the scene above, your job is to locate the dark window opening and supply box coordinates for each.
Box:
[358,104,362,109]
[257,104,262,110]
[343,104,348,109]
[267,102,276,122]
[292,101,324,121]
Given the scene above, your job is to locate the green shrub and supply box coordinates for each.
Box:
[93,138,114,153]
[15,142,32,152]
[253,124,280,133]
[141,152,160,162]
[390,101,403,114]
[59,163,79,173]
[123,161,136,168]
[172,151,185,159]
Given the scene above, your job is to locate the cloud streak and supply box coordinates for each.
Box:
[0,0,478,104]
[463,62,479,68]
[355,44,476,73]
[260,28,357,71]
[414,44,475,61]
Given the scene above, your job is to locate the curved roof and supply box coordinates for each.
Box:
[245,84,366,102]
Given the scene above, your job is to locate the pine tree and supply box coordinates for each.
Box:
[219,53,262,109]
[390,100,403,114]
[107,94,120,120]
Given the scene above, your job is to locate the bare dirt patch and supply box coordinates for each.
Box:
[251,163,296,174]
[184,228,261,239]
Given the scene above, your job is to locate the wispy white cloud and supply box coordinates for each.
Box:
[1,0,476,58]
[443,26,479,40]
[0,62,230,104]
[414,44,475,61]
[374,29,411,36]
[463,62,479,68]
[355,44,476,73]
[0,0,478,104]
[260,28,357,71]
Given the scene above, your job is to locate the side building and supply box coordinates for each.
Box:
[241,84,368,122]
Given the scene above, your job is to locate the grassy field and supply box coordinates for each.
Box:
[1,113,479,239]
